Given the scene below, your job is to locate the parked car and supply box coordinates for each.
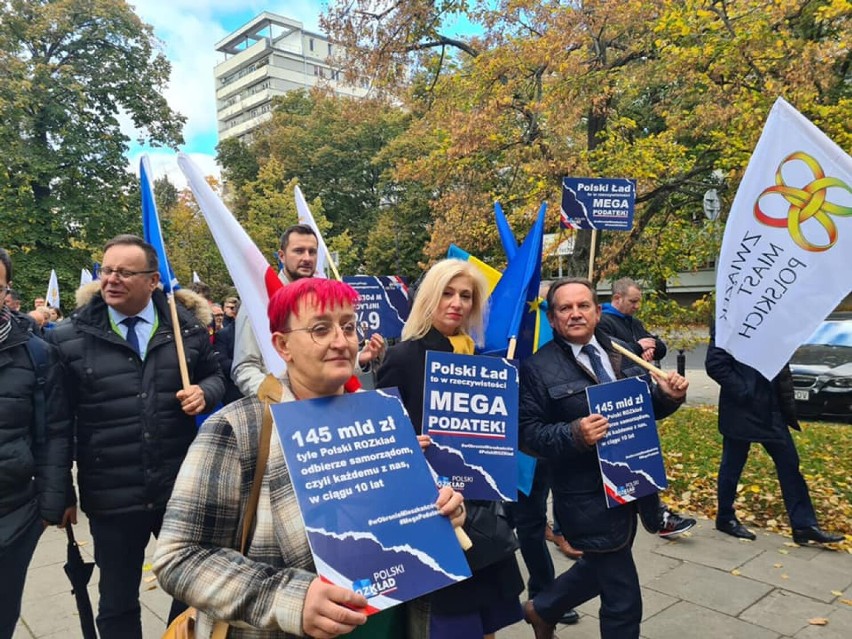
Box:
[790,312,852,420]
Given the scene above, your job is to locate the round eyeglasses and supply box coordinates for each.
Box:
[281,320,362,346]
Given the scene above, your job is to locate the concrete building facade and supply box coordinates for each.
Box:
[214,12,368,141]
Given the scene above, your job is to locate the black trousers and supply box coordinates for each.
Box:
[89,509,186,639]
[509,463,555,598]
[717,431,818,529]
[533,512,641,639]
[0,505,43,639]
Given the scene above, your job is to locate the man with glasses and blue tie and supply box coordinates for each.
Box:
[518,278,690,639]
[48,234,224,639]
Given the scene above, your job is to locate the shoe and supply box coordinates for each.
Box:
[544,523,558,543]
[559,609,580,625]
[792,526,844,545]
[523,600,556,639]
[554,536,584,560]
[658,510,696,538]
[716,519,756,540]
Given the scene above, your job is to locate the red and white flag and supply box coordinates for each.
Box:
[178,153,285,377]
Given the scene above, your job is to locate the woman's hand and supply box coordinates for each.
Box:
[435,486,465,528]
[416,434,432,452]
[302,578,368,639]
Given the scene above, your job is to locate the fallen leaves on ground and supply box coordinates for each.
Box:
[808,617,829,625]
[659,408,852,551]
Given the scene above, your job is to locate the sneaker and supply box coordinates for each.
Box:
[658,510,696,538]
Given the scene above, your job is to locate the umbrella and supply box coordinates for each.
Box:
[63,525,98,639]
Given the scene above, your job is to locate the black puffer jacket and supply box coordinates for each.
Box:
[0,314,71,528]
[519,330,683,552]
[48,286,224,516]
[705,338,799,443]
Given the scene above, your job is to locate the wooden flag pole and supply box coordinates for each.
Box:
[168,293,191,391]
[587,229,598,280]
[324,244,342,281]
[610,341,669,380]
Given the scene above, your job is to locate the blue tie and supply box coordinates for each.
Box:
[122,317,141,357]
[581,343,612,383]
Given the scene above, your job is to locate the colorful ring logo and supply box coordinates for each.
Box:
[754,152,852,252]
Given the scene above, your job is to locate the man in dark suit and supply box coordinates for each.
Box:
[519,278,689,639]
[705,335,842,544]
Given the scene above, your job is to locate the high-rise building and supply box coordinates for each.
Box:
[214,12,368,142]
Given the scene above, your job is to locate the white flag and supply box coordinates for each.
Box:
[294,185,338,280]
[46,269,60,308]
[715,97,852,379]
[80,268,93,287]
[178,153,285,378]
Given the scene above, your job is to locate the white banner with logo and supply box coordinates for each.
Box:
[715,97,852,380]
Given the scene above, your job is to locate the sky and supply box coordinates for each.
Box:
[126,1,327,186]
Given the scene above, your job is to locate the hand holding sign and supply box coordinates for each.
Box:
[302,578,368,639]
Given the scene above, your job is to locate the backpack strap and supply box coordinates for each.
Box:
[25,335,50,444]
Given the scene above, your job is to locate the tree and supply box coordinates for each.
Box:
[218,90,415,270]
[0,0,185,307]
[324,0,850,285]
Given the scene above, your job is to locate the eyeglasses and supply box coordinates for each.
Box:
[282,320,362,346]
[100,267,157,280]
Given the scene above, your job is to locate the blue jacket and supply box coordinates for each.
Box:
[599,302,667,361]
[519,330,682,551]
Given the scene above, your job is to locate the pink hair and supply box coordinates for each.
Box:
[268,278,360,333]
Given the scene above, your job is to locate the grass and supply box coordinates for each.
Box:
[658,406,852,551]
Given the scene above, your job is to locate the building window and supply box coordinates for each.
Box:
[309,38,314,52]
[328,43,333,55]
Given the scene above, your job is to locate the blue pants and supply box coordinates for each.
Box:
[717,431,818,529]
[89,510,186,639]
[533,517,641,639]
[0,506,43,639]
[509,464,555,598]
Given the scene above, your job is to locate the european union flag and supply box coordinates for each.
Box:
[140,156,179,293]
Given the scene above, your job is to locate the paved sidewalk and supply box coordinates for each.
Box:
[15,513,851,638]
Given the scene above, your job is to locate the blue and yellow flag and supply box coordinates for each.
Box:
[447,244,501,295]
[483,203,546,359]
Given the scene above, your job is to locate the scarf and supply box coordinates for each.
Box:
[448,333,475,355]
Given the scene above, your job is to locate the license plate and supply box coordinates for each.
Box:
[794,390,810,401]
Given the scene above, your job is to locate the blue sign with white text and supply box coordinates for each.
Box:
[343,276,409,340]
[271,391,471,612]
[421,351,518,501]
[560,177,636,231]
[586,377,667,508]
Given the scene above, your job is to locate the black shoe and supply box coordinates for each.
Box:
[523,600,555,639]
[716,519,756,540]
[559,609,579,625]
[792,526,844,545]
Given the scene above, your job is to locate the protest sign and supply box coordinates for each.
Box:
[560,177,636,231]
[271,390,471,613]
[586,377,667,508]
[421,351,518,501]
[343,276,410,340]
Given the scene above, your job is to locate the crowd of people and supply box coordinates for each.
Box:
[0,229,843,639]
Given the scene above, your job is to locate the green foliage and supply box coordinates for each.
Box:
[217,90,417,273]
[660,407,851,548]
[0,0,185,308]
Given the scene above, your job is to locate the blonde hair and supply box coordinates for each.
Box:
[402,259,489,345]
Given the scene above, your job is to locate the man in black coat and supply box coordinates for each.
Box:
[519,278,689,639]
[0,248,73,638]
[599,277,666,363]
[705,336,842,544]
[49,235,224,639]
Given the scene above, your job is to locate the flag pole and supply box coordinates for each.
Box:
[610,341,669,380]
[322,245,342,281]
[168,293,191,390]
[587,229,598,280]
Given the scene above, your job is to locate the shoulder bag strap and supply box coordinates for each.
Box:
[211,399,275,639]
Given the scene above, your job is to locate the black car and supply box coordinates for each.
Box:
[790,312,852,420]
